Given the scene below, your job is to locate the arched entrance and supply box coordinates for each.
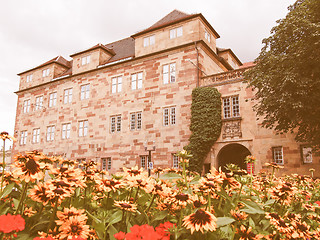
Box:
[217,143,251,171]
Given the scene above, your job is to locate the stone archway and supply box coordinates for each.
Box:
[217,143,251,171]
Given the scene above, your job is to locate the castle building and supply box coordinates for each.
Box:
[12,10,319,176]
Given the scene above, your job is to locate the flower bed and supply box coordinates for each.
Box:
[0,149,320,239]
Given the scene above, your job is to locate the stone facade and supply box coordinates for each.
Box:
[12,10,319,176]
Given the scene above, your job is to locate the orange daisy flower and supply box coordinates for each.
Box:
[114,200,137,212]
[13,154,45,182]
[58,216,90,240]
[182,209,217,234]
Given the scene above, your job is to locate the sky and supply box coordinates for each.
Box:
[0,0,296,149]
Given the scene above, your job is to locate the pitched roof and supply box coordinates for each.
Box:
[102,37,135,64]
[18,56,71,75]
[132,10,219,39]
[217,48,243,66]
[70,43,115,57]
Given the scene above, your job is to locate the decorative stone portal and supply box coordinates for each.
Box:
[217,143,251,171]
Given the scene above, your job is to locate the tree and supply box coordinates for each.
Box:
[245,0,320,149]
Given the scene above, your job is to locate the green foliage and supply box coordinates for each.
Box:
[245,0,320,149]
[185,87,222,173]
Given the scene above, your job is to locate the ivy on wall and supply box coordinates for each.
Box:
[184,87,222,174]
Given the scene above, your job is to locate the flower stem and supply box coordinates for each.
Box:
[15,181,29,215]
[146,194,156,213]
[0,139,6,193]
[47,197,59,232]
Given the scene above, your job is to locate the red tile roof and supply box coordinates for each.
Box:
[70,43,115,57]
[131,10,220,39]
[18,56,71,75]
[238,61,255,69]
[103,37,135,64]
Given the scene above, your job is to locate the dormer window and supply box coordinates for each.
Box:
[81,55,91,66]
[26,74,32,83]
[205,30,211,43]
[170,26,183,39]
[42,68,50,77]
[143,35,155,47]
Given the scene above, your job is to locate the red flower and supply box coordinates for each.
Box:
[315,201,320,206]
[0,214,25,233]
[114,231,126,240]
[155,222,175,240]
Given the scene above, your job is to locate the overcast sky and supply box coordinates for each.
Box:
[0,0,295,148]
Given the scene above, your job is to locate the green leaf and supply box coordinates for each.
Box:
[249,217,255,228]
[106,210,122,228]
[107,224,118,240]
[30,220,50,232]
[241,200,265,214]
[15,233,31,240]
[0,183,15,199]
[159,173,182,180]
[86,210,102,224]
[153,211,168,221]
[189,175,201,185]
[216,217,235,227]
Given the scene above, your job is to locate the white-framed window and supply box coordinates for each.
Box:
[222,96,240,119]
[107,157,112,170]
[143,35,155,47]
[111,76,122,93]
[140,155,150,169]
[80,84,90,100]
[81,55,91,65]
[101,158,107,171]
[205,30,211,43]
[49,92,57,107]
[26,74,33,83]
[32,128,40,144]
[163,63,176,84]
[62,123,71,139]
[163,106,176,126]
[46,125,55,142]
[130,112,142,131]
[272,147,284,165]
[131,72,143,90]
[35,96,43,111]
[20,131,27,145]
[301,146,313,164]
[64,88,73,104]
[110,115,121,133]
[42,68,50,77]
[78,120,88,137]
[23,99,30,113]
[173,154,179,168]
[170,26,183,39]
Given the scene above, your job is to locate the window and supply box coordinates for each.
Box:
[272,147,284,165]
[79,120,88,137]
[222,96,240,119]
[23,99,30,113]
[64,88,73,104]
[32,128,40,143]
[111,76,122,93]
[62,123,71,139]
[173,154,179,168]
[140,155,149,169]
[49,92,57,107]
[81,55,91,65]
[163,107,176,126]
[20,131,27,145]
[101,158,107,171]
[35,96,43,111]
[42,68,50,77]
[26,74,32,83]
[205,30,211,42]
[143,35,155,47]
[170,26,183,39]
[107,157,112,170]
[131,72,143,90]
[46,126,55,142]
[301,146,313,164]
[110,115,121,133]
[130,112,142,130]
[163,63,176,84]
[80,84,90,100]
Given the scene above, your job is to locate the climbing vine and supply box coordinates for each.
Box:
[185,87,222,174]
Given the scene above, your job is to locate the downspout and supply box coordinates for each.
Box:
[195,42,199,87]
